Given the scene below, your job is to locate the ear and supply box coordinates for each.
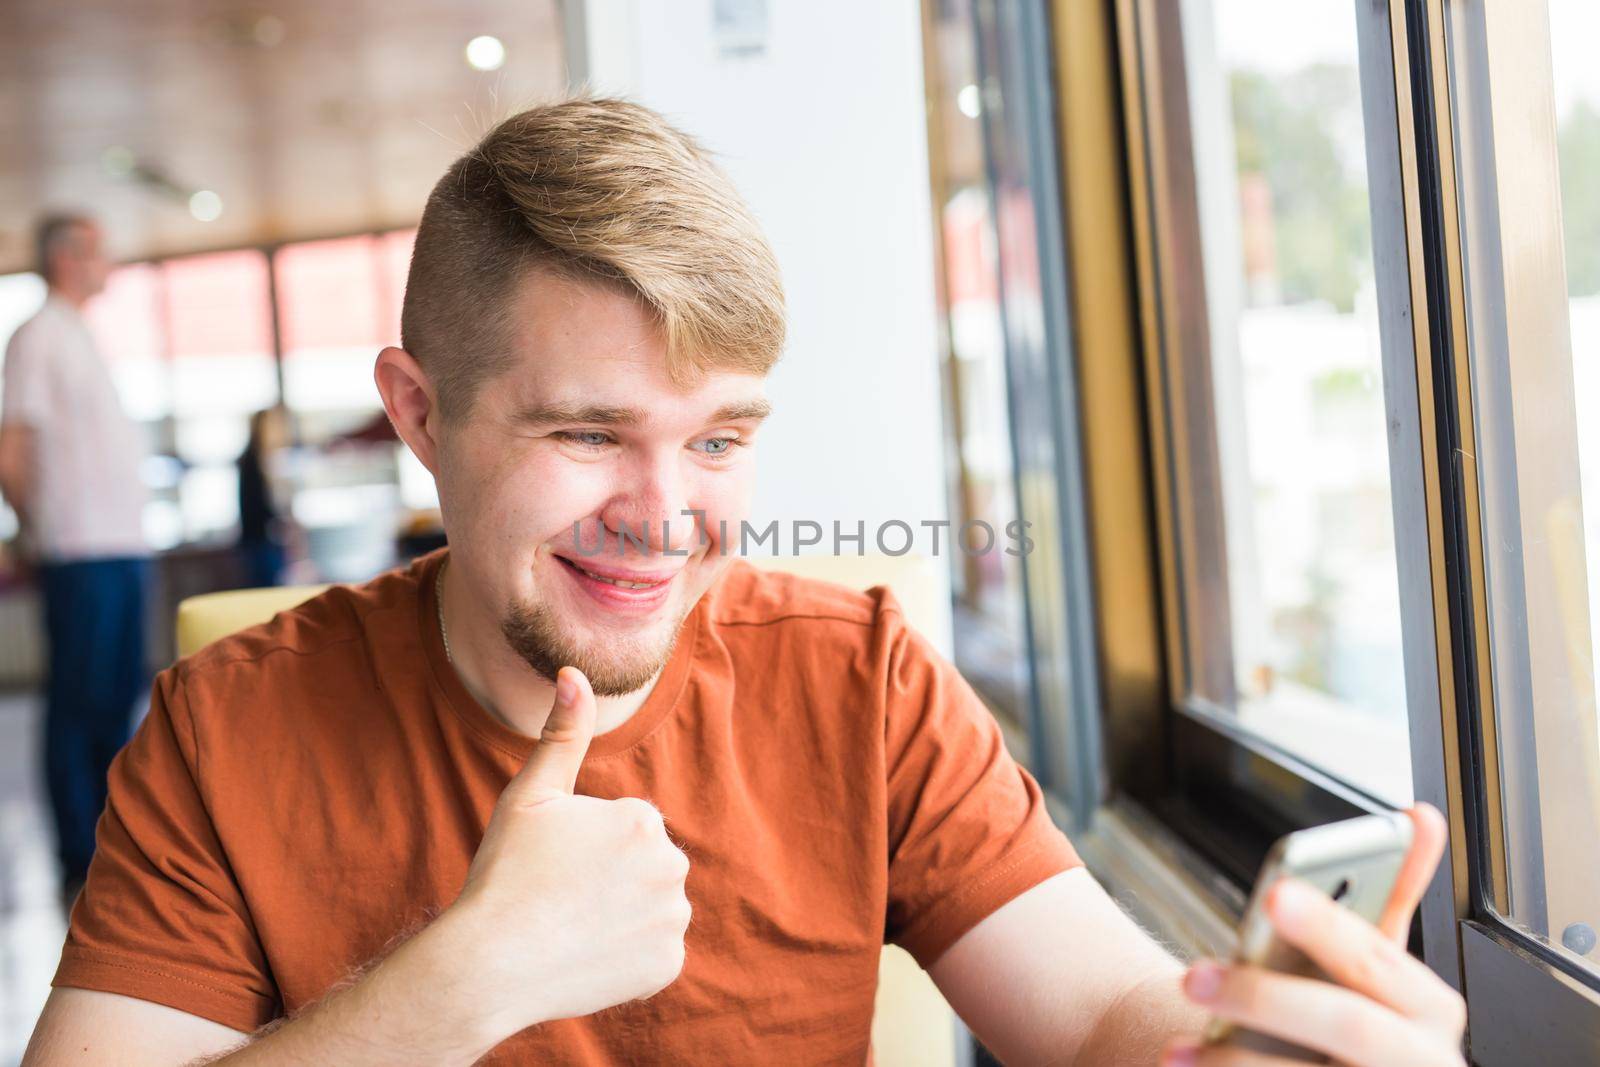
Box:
[374,346,443,476]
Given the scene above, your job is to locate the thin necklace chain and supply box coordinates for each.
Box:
[435,557,453,664]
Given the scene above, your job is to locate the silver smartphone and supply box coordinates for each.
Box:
[1202,812,1413,1062]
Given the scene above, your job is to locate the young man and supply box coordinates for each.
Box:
[0,214,152,912]
[24,100,1466,1066]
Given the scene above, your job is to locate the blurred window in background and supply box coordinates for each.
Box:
[83,263,166,421]
[162,250,279,547]
[275,229,423,580]
[922,0,1032,733]
[1173,0,1411,804]
[277,234,395,416]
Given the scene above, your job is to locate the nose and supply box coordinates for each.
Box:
[596,450,702,557]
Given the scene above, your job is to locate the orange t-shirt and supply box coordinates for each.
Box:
[55,548,1079,1062]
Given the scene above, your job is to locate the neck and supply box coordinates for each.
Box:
[437,554,659,738]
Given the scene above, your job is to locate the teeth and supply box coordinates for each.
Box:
[577,565,659,589]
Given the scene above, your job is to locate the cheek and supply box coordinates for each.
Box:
[453,446,613,539]
[689,470,756,538]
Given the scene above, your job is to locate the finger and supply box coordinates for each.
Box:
[1377,803,1447,943]
[1268,878,1466,1032]
[507,666,596,802]
[1182,960,1459,1067]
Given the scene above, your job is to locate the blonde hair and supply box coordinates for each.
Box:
[401,98,786,420]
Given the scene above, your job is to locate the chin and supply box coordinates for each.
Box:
[501,593,688,697]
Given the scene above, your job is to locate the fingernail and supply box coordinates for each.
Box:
[1162,1043,1198,1067]
[556,670,577,706]
[1185,960,1224,1003]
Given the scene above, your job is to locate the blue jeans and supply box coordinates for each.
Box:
[38,556,151,884]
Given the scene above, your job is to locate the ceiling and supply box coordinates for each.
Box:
[0,0,568,273]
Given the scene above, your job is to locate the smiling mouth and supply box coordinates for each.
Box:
[555,555,677,589]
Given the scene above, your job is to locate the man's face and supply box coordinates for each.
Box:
[54,222,111,297]
[436,269,767,696]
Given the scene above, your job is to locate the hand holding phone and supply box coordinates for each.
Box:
[1162,805,1466,1067]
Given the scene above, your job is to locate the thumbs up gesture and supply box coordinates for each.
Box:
[451,666,692,1033]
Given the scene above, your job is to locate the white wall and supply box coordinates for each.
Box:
[568,0,953,649]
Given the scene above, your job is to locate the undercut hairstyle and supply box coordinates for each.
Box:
[35,213,93,283]
[401,97,787,421]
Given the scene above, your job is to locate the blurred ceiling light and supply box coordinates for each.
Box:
[465,35,506,71]
[957,83,982,119]
[252,15,286,47]
[189,190,224,222]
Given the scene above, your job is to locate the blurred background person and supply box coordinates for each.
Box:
[0,214,152,911]
[235,404,294,587]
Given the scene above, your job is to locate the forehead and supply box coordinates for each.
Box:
[497,267,769,420]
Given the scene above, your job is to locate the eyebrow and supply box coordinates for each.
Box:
[511,398,772,428]
[511,403,641,428]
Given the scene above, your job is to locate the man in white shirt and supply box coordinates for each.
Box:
[0,213,152,907]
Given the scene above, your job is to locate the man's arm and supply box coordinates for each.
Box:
[25,990,247,1067]
[929,867,1201,1065]
[25,667,692,1067]
[929,805,1466,1067]
[24,909,501,1067]
[0,420,37,531]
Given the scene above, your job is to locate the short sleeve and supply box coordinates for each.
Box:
[880,603,1081,968]
[52,668,280,1031]
[2,320,55,429]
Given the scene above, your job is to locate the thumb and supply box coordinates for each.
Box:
[509,666,596,802]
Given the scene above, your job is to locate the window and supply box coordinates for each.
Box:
[161,250,280,544]
[1152,0,1411,806]
[922,0,1034,728]
[83,263,166,421]
[276,233,400,416]
[1447,0,1600,989]
[921,0,1104,820]
[1052,0,1600,1053]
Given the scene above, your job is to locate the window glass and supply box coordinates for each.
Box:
[161,250,278,542]
[1552,3,1600,692]
[1180,0,1411,804]
[1448,0,1600,977]
[277,235,389,414]
[82,263,167,420]
[924,0,1032,724]
[1548,0,1600,975]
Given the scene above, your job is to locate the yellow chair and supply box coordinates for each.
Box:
[176,555,958,1066]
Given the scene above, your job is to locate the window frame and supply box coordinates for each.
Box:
[1029,0,1600,1056]
[1078,0,1448,922]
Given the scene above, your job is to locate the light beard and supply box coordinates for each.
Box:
[499,596,689,697]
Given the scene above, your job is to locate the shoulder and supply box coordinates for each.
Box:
[699,558,932,669]
[705,559,887,629]
[167,555,428,718]
[4,305,59,364]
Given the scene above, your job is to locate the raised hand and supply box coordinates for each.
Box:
[450,666,693,1038]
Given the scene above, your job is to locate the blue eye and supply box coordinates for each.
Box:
[697,436,740,456]
[558,431,612,448]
